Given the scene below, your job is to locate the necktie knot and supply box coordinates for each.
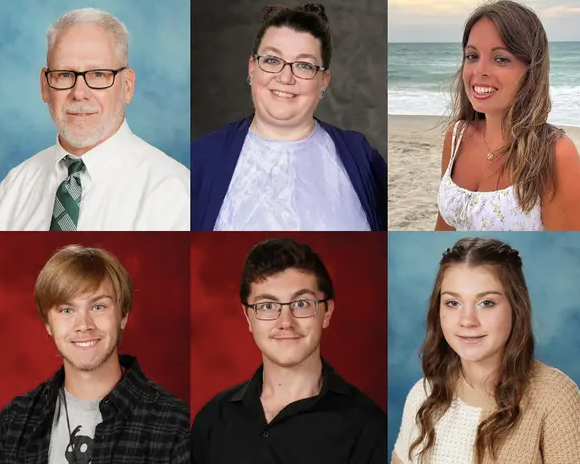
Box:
[64,157,85,176]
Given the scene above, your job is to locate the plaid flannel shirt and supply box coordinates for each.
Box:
[0,354,190,463]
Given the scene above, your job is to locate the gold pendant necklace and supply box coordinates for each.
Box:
[483,126,497,163]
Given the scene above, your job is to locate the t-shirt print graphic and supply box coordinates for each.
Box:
[65,426,94,464]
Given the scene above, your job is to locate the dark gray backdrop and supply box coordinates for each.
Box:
[191,0,386,158]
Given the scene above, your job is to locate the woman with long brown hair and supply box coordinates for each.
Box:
[436,1,580,231]
[391,237,580,464]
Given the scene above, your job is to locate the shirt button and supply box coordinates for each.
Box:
[263,431,269,438]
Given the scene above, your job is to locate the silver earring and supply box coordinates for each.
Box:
[321,90,326,99]
[247,75,252,86]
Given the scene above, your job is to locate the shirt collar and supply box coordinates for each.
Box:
[52,119,133,181]
[230,357,352,403]
[44,354,149,419]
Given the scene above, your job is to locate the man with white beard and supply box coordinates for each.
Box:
[0,8,190,231]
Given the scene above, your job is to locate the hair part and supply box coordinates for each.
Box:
[46,8,129,67]
[448,0,563,212]
[34,245,133,324]
[410,237,535,464]
[239,238,334,306]
[252,3,332,69]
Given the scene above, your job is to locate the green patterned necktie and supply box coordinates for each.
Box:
[49,156,85,231]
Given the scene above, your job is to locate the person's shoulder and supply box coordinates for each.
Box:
[407,377,431,402]
[318,120,371,148]
[530,360,579,396]
[145,379,190,413]
[552,132,580,166]
[127,133,190,179]
[191,117,252,150]
[193,380,250,423]
[340,381,386,424]
[317,121,386,170]
[1,146,55,185]
[142,380,190,429]
[1,378,52,420]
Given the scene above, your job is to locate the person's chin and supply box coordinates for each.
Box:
[61,131,103,149]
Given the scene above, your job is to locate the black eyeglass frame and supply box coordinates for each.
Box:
[246,298,329,320]
[253,54,326,80]
[44,67,127,90]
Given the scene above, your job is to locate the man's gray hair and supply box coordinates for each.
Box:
[46,8,129,67]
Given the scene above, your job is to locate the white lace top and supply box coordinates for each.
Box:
[214,122,370,231]
[437,121,543,231]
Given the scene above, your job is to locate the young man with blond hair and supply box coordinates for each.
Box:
[0,245,190,463]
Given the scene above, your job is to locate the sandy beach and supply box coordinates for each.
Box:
[387,115,580,231]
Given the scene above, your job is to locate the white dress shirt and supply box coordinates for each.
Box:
[0,120,190,231]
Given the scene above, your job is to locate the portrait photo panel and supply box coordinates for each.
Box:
[388,231,580,461]
[0,231,190,410]
[0,0,190,183]
[190,231,387,419]
[191,0,387,158]
[388,2,580,231]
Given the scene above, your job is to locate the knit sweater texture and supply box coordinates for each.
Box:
[391,361,580,464]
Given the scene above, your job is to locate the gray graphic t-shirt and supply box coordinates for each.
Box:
[48,389,103,464]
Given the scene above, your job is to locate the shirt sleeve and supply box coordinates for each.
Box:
[541,377,580,463]
[169,428,191,464]
[392,379,426,464]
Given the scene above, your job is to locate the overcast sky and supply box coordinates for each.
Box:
[388,0,580,42]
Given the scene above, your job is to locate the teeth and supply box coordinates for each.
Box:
[272,90,295,98]
[474,86,496,95]
[74,340,98,347]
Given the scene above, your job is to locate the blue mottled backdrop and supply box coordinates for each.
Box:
[388,232,580,457]
[0,0,190,181]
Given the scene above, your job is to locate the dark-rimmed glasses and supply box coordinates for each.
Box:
[247,298,329,321]
[45,67,127,90]
[253,55,326,80]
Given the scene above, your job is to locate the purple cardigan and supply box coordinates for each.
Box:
[190,115,386,231]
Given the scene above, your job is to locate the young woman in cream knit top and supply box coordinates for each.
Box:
[392,237,580,464]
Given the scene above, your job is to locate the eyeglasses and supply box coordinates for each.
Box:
[253,55,326,80]
[247,298,329,321]
[44,67,127,90]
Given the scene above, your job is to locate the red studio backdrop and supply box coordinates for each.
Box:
[0,232,190,410]
[190,232,387,419]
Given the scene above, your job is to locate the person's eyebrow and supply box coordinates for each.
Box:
[441,291,503,298]
[252,293,280,302]
[260,47,318,62]
[465,44,512,54]
[251,289,318,302]
[290,288,318,299]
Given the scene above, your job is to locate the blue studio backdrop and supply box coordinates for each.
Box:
[388,231,580,457]
[0,0,190,181]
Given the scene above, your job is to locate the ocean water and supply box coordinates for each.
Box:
[388,42,580,127]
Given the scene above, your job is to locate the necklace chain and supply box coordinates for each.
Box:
[61,388,78,464]
[483,126,496,162]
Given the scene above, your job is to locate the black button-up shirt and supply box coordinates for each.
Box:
[191,359,386,464]
[0,354,190,463]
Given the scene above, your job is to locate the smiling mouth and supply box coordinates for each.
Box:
[471,85,498,99]
[71,339,100,348]
[458,335,487,343]
[67,112,96,116]
[271,90,296,99]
